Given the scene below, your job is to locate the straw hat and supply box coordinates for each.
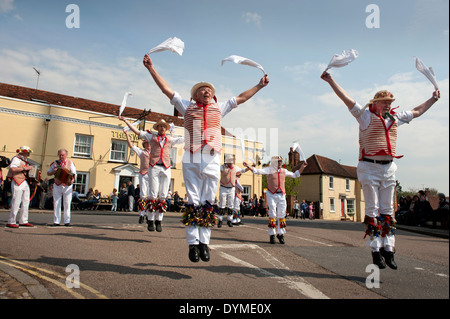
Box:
[370,90,395,103]
[16,146,33,154]
[224,155,235,164]
[190,82,216,100]
[153,119,170,130]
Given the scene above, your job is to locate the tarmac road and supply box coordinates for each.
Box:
[0,209,448,303]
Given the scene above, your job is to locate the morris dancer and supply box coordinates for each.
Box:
[47,149,77,226]
[218,155,248,227]
[123,129,151,224]
[120,117,183,232]
[233,172,244,226]
[245,156,307,244]
[143,54,269,262]
[321,71,440,269]
[6,146,34,228]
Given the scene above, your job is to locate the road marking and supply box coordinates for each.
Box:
[241,224,333,246]
[210,244,329,299]
[0,256,108,299]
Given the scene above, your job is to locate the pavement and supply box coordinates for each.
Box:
[0,208,448,299]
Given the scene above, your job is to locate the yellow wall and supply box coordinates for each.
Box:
[0,95,262,199]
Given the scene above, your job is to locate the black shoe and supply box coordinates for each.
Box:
[155,220,162,232]
[199,243,210,262]
[217,220,222,228]
[189,245,200,262]
[227,220,233,227]
[138,216,144,224]
[381,249,398,270]
[147,220,155,232]
[64,223,71,227]
[52,223,60,227]
[269,235,276,244]
[371,251,386,269]
[277,234,285,244]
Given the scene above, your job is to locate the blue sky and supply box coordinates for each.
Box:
[1,0,448,194]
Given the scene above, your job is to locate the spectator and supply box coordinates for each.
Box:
[118,183,128,211]
[127,181,135,212]
[293,200,300,219]
[434,193,449,229]
[110,188,118,212]
[416,190,432,227]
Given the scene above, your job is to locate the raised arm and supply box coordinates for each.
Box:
[143,54,174,100]
[321,71,356,110]
[411,90,440,119]
[123,129,133,148]
[236,74,269,105]
[118,116,140,136]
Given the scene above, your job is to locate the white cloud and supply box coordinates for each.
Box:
[241,12,261,27]
[0,0,14,13]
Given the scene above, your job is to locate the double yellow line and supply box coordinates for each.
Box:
[0,256,108,299]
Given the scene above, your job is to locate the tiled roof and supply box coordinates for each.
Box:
[298,154,357,179]
[0,82,230,135]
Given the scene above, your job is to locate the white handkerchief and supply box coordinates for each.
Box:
[292,142,306,161]
[119,92,132,116]
[148,37,185,56]
[123,120,141,132]
[221,55,266,74]
[414,56,439,90]
[325,49,359,71]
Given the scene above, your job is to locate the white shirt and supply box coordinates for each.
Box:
[170,92,238,118]
[350,102,414,130]
[252,166,300,178]
[139,130,184,164]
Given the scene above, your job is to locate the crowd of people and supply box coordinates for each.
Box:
[396,190,449,229]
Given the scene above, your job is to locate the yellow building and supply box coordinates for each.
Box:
[290,152,365,222]
[0,83,262,202]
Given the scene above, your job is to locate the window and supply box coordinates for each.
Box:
[346,178,350,191]
[329,176,334,189]
[242,185,251,202]
[74,134,93,158]
[110,139,127,162]
[73,172,89,196]
[330,198,335,212]
[347,199,355,214]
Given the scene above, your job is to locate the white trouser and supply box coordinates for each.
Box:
[266,192,287,236]
[219,186,235,209]
[139,172,151,200]
[182,148,220,206]
[233,197,242,223]
[53,183,73,224]
[357,160,397,251]
[182,147,220,246]
[149,165,171,200]
[148,211,163,222]
[218,185,234,222]
[8,180,30,225]
[185,226,211,245]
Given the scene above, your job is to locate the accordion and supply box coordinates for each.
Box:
[55,167,74,185]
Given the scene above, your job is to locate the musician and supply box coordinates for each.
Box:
[6,146,34,228]
[47,148,77,226]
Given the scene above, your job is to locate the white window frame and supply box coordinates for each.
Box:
[110,139,128,162]
[347,199,355,215]
[330,198,335,213]
[346,178,350,191]
[329,176,334,189]
[73,172,89,196]
[74,134,93,158]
